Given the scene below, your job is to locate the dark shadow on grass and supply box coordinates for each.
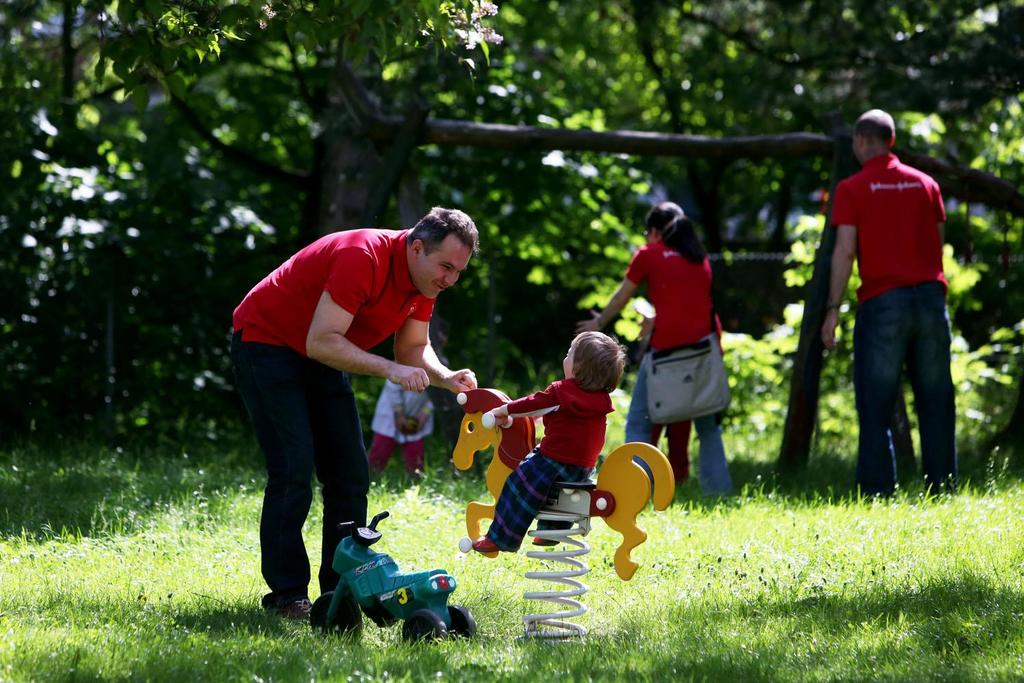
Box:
[0,442,263,539]
[0,436,481,542]
[697,573,1022,678]
[378,440,1024,518]
[167,602,300,637]
[674,438,1024,510]
[369,459,489,504]
[751,572,1023,636]
[545,573,1024,681]
[22,591,296,638]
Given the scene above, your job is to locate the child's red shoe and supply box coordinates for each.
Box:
[531,536,558,547]
[471,537,500,554]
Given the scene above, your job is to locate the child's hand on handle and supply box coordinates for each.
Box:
[482,404,512,429]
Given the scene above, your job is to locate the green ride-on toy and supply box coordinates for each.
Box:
[311,511,476,641]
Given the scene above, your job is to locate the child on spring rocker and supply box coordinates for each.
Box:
[471,331,626,554]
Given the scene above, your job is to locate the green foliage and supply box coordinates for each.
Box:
[1,0,1021,447]
[96,0,495,102]
[0,0,501,438]
[952,321,1024,455]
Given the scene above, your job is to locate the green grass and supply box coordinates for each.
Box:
[2,434,1023,682]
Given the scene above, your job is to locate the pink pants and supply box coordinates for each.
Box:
[368,433,425,474]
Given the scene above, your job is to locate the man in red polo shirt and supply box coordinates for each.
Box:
[821,109,957,496]
[231,207,479,618]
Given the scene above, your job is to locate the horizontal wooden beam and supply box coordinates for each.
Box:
[364,114,1024,218]
[901,151,1024,217]
[367,115,832,160]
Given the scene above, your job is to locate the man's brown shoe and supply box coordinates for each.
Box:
[277,598,313,620]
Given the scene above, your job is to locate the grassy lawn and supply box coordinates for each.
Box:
[1,434,1023,682]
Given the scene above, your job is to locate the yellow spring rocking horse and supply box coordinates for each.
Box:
[452,388,674,581]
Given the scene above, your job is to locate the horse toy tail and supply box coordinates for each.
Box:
[595,442,675,580]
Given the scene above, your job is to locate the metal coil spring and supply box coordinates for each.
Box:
[522,510,590,639]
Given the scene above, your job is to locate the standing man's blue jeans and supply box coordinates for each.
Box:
[626,354,732,495]
[853,282,957,495]
[231,332,369,606]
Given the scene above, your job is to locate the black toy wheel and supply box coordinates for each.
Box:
[446,604,477,638]
[402,609,448,642]
[310,591,362,636]
[361,599,399,628]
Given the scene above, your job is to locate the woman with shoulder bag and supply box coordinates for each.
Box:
[576,203,732,495]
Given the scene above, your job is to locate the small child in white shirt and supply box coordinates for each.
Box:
[368,380,434,475]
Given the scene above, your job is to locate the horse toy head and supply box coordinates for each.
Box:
[453,389,535,472]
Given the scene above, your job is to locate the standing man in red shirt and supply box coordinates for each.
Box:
[821,109,957,496]
[231,207,479,618]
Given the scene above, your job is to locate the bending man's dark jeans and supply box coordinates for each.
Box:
[853,282,957,496]
[231,332,369,603]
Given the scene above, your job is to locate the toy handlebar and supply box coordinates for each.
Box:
[369,510,390,530]
[481,412,513,429]
[337,510,390,537]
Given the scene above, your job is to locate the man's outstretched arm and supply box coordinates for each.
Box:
[821,225,857,351]
[576,278,639,333]
[394,317,477,393]
[306,291,431,391]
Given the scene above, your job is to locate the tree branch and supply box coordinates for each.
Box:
[282,33,315,110]
[630,0,684,134]
[333,59,382,129]
[677,8,854,71]
[170,94,308,188]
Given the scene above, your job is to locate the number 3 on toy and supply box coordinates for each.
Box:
[396,588,409,605]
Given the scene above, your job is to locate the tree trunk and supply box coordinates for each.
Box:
[360,102,429,227]
[299,137,325,243]
[317,56,385,234]
[770,167,793,249]
[690,161,726,252]
[778,119,856,470]
[396,167,425,227]
[317,130,381,233]
[104,242,118,444]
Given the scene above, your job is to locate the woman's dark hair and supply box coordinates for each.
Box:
[644,201,685,232]
[660,216,707,264]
